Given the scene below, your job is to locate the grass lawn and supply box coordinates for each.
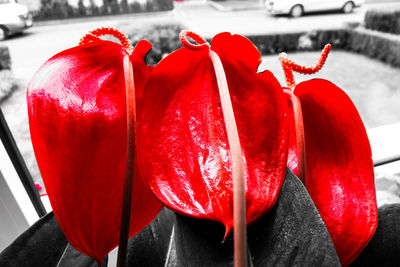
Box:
[259,51,400,129]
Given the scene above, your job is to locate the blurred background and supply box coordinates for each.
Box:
[1,0,400,254]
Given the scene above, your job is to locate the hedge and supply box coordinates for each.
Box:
[122,23,400,68]
[127,23,184,65]
[364,8,400,34]
[348,27,400,66]
[244,28,400,68]
[246,29,350,55]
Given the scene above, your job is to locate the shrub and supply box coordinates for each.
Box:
[247,33,302,55]
[364,8,400,34]
[0,46,19,102]
[122,22,185,65]
[307,29,350,50]
[0,46,11,70]
[153,0,174,11]
[0,70,18,103]
[245,30,349,56]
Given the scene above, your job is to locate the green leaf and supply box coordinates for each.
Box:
[350,203,400,267]
[57,243,108,267]
[165,169,341,266]
[0,212,107,267]
[126,208,175,266]
[1,170,343,266]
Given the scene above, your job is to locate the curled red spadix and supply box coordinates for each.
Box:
[280,46,378,266]
[27,28,162,264]
[138,30,288,241]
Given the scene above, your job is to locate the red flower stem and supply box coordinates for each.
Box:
[279,44,331,90]
[179,30,208,49]
[209,50,247,267]
[79,27,134,55]
[280,59,296,90]
[279,45,331,183]
[116,55,136,267]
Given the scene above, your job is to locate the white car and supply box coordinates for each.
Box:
[265,0,364,17]
[0,0,33,40]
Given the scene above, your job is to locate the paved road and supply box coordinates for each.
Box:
[0,0,399,184]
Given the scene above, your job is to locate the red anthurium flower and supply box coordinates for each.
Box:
[280,46,378,266]
[138,31,289,238]
[27,28,162,264]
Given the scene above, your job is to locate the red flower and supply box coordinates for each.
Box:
[27,28,162,263]
[138,31,289,237]
[280,46,378,266]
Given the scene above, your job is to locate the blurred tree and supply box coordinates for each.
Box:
[121,0,129,13]
[102,0,119,14]
[77,0,86,16]
[89,0,99,15]
[33,0,173,20]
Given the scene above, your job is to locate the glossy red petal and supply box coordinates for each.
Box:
[293,79,377,266]
[138,33,288,233]
[27,40,162,262]
[130,40,153,103]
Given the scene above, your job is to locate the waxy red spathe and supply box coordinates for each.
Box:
[280,48,378,266]
[27,30,162,263]
[138,32,289,236]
